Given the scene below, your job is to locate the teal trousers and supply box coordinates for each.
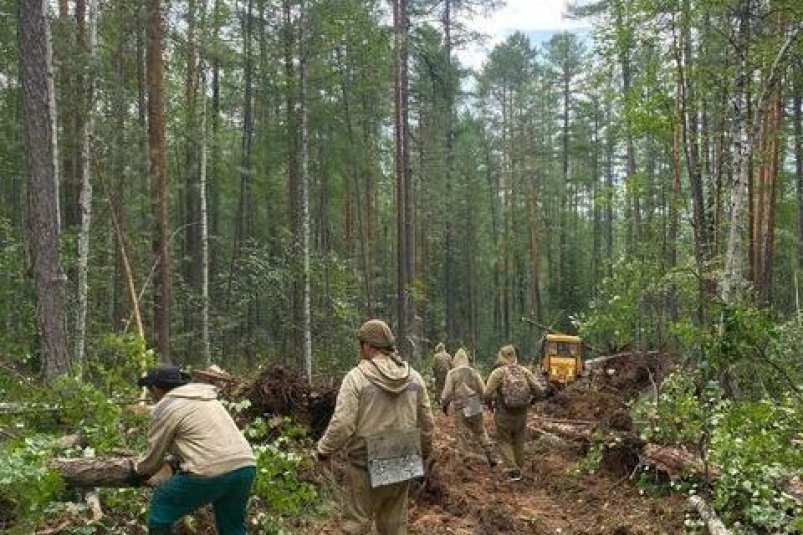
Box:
[148,465,256,535]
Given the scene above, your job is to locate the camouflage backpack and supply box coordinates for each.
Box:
[500,366,532,408]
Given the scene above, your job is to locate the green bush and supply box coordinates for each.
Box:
[249,421,318,518]
[709,396,803,533]
[0,436,65,533]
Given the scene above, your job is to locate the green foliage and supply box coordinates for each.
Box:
[633,370,803,533]
[709,396,803,533]
[86,334,153,395]
[245,418,318,520]
[574,256,663,351]
[0,436,65,532]
[630,371,724,445]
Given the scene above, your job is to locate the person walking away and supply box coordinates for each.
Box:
[128,364,256,535]
[316,319,434,535]
[484,345,545,482]
[440,348,496,468]
[431,342,452,396]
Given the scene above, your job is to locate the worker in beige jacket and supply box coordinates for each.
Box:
[431,342,452,395]
[484,345,544,482]
[316,319,434,535]
[440,348,496,468]
[129,364,256,535]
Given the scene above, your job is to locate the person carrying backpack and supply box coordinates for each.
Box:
[484,345,545,482]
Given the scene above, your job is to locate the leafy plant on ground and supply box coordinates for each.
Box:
[0,435,64,534]
[247,417,320,533]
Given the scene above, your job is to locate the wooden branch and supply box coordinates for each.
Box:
[640,443,710,481]
[689,495,729,535]
[85,489,103,521]
[51,457,136,488]
[585,350,660,369]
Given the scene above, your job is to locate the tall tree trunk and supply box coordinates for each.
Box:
[442,0,456,346]
[146,0,171,361]
[183,0,201,358]
[298,0,312,380]
[18,0,71,378]
[74,0,98,366]
[796,65,803,272]
[393,0,412,356]
[199,52,211,365]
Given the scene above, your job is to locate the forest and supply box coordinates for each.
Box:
[1,0,802,533]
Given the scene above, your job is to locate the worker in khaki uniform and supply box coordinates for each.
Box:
[431,342,452,395]
[484,345,544,482]
[440,348,496,468]
[316,319,434,535]
[129,364,256,535]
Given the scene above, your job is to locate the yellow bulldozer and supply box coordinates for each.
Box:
[539,333,583,387]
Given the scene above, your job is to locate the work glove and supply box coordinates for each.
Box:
[126,459,147,487]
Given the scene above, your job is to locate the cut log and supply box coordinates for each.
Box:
[689,495,729,535]
[640,443,712,481]
[51,457,136,488]
[534,421,593,441]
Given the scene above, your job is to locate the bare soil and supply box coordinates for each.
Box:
[306,353,688,534]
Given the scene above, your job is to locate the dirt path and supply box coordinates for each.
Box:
[405,410,686,534]
[308,354,688,534]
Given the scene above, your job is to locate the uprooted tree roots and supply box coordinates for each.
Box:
[247,365,338,440]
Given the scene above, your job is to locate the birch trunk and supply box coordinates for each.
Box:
[74,0,99,367]
[299,0,312,381]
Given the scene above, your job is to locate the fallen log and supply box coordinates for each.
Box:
[639,443,709,481]
[50,457,136,488]
[534,420,593,441]
[689,495,729,535]
[51,457,175,488]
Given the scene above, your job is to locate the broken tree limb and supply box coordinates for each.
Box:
[51,457,174,488]
[689,495,729,535]
[85,489,103,521]
[51,457,136,488]
[533,420,593,441]
[585,350,660,369]
[639,444,712,481]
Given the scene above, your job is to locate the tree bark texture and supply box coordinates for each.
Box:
[146,0,171,360]
[18,0,71,378]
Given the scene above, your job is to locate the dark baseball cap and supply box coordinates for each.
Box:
[137,364,191,389]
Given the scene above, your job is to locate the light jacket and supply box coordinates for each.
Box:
[317,353,434,467]
[135,383,255,478]
[484,349,545,413]
[441,349,485,408]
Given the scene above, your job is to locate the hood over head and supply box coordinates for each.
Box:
[452,348,470,368]
[358,353,411,394]
[358,319,396,351]
[496,344,518,366]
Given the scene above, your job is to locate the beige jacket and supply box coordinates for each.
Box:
[317,353,434,467]
[440,349,485,408]
[135,383,255,478]
[484,351,544,411]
